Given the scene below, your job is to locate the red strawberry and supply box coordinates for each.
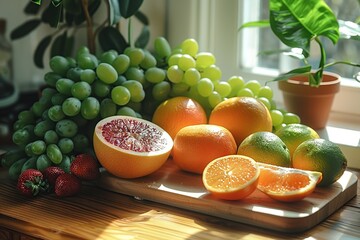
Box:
[43,166,66,191]
[70,154,100,181]
[54,173,81,197]
[17,169,48,197]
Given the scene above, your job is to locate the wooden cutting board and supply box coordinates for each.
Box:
[97,159,358,233]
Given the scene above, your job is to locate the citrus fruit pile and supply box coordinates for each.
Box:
[1,36,347,203]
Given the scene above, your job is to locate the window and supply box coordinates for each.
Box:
[167,0,360,116]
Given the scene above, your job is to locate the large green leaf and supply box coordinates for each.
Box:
[98,26,128,53]
[119,0,144,18]
[34,35,52,68]
[41,2,63,28]
[10,19,41,40]
[24,1,41,15]
[135,10,149,25]
[108,0,122,25]
[50,31,68,57]
[269,0,339,57]
[135,25,150,48]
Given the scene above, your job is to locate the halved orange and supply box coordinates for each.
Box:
[257,163,322,202]
[202,155,260,200]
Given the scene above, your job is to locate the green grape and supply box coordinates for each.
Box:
[67,57,77,68]
[215,81,231,97]
[48,105,65,122]
[257,97,271,110]
[44,72,62,87]
[201,65,222,81]
[167,65,184,83]
[31,140,46,155]
[140,50,157,69]
[183,68,200,86]
[145,67,166,84]
[100,98,117,118]
[125,67,147,86]
[56,78,74,96]
[195,52,216,70]
[125,47,145,66]
[168,53,182,66]
[44,130,59,144]
[71,81,92,100]
[57,155,71,173]
[51,93,67,105]
[112,54,130,74]
[18,110,35,125]
[49,56,71,76]
[154,36,172,59]
[117,106,137,117]
[56,119,78,138]
[31,101,47,117]
[208,91,222,108]
[75,46,90,60]
[77,53,98,69]
[257,85,273,99]
[96,63,118,84]
[237,88,254,97]
[178,54,196,71]
[283,113,301,124]
[80,69,96,84]
[92,80,111,98]
[13,120,26,131]
[244,80,261,95]
[66,67,83,82]
[99,50,118,64]
[72,134,89,152]
[227,75,245,97]
[81,97,100,120]
[58,138,74,154]
[181,38,199,57]
[152,81,171,101]
[269,99,277,110]
[270,109,284,127]
[34,120,55,138]
[62,97,81,117]
[21,156,37,172]
[113,75,127,86]
[41,109,51,121]
[70,115,87,127]
[111,86,131,106]
[126,101,142,113]
[41,87,57,98]
[36,154,52,172]
[12,128,32,146]
[47,144,63,164]
[170,82,189,97]
[122,80,145,102]
[197,78,214,97]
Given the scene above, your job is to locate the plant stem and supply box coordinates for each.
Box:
[81,0,96,53]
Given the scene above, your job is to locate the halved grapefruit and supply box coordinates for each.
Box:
[93,116,173,178]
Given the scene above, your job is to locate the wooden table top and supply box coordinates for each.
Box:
[0,165,359,240]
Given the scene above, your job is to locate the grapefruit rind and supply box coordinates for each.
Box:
[93,116,173,179]
[257,163,322,202]
[202,155,260,200]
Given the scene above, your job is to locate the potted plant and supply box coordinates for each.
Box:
[241,0,360,129]
[10,0,149,69]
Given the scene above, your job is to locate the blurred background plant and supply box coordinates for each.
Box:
[10,0,149,69]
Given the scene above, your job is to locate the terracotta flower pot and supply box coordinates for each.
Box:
[278,72,341,129]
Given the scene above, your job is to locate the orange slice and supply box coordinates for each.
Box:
[202,155,260,200]
[257,163,322,202]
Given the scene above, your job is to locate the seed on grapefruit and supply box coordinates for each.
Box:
[202,155,260,200]
[93,116,173,178]
[257,163,322,202]
[152,96,208,139]
[208,97,272,145]
[172,124,237,174]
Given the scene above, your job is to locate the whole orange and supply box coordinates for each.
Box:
[172,124,237,174]
[209,97,272,145]
[152,96,207,139]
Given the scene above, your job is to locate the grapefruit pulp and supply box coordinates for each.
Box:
[93,116,173,178]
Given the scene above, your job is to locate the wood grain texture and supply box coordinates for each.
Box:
[0,164,359,239]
